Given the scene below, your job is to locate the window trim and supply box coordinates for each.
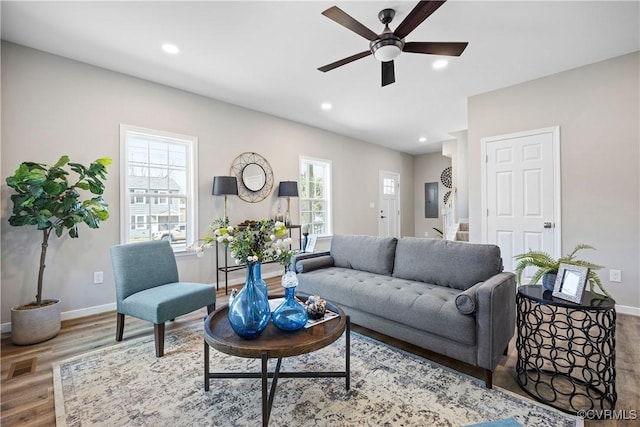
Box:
[299,155,332,238]
[119,124,198,253]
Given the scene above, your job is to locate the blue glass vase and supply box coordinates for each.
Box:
[253,261,268,298]
[227,262,270,339]
[272,272,308,331]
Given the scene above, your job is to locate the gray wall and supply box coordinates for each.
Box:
[468,52,639,310]
[1,42,415,324]
[413,153,451,239]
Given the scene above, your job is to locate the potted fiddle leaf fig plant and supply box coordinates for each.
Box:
[514,244,610,297]
[6,155,111,345]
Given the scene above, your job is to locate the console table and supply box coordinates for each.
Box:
[516,285,616,416]
[215,225,302,294]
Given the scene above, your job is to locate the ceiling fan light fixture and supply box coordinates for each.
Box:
[373,44,402,62]
[370,36,404,62]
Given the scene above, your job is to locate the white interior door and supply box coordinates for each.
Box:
[379,171,400,238]
[482,127,561,282]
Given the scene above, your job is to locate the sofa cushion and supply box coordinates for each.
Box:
[392,238,503,291]
[297,267,476,346]
[120,282,215,324]
[330,235,398,276]
[295,255,334,273]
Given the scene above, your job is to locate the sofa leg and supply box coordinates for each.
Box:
[154,323,165,357]
[207,303,216,315]
[484,369,493,389]
[116,313,125,342]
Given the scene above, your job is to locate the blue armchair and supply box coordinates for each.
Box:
[110,240,216,357]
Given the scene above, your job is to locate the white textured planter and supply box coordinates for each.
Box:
[11,299,61,345]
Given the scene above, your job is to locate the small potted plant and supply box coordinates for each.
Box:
[6,155,110,345]
[514,244,610,297]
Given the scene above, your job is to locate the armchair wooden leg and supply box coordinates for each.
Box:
[484,369,493,389]
[154,323,165,357]
[207,303,216,314]
[116,313,125,342]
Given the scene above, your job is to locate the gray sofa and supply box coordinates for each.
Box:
[293,235,516,388]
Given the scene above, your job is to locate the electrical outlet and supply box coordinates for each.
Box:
[609,269,622,283]
[424,231,429,237]
[93,271,104,284]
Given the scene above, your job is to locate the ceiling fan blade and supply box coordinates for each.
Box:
[403,41,468,56]
[382,61,395,87]
[394,1,447,39]
[318,51,372,73]
[322,6,379,41]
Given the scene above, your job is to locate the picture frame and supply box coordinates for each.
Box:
[305,234,317,253]
[552,263,589,304]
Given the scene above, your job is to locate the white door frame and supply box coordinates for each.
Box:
[480,126,562,257]
[378,170,401,238]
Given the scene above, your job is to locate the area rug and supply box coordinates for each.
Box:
[53,323,579,427]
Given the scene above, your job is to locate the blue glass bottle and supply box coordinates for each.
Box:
[253,261,268,298]
[227,262,270,339]
[272,271,308,331]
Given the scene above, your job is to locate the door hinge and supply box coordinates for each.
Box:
[486,155,488,163]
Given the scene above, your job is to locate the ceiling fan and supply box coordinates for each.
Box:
[318,0,468,87]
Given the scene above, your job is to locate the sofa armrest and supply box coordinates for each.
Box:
[292,251,333,273]
[475,272,516,371]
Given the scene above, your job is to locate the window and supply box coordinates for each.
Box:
[299,156,332,237]
[383,178,396,195]
[131,215,147,230]
[131,189,145,204]
[120,125,198,252]
[156,190,168,205]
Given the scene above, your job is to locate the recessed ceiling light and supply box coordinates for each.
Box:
[419,137,427,143]
[161,43,180,55]
[432,59,448,70]
[321,102,333,111]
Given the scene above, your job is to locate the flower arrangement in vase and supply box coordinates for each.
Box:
[195,218,296,339]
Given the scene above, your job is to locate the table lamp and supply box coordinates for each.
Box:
[278,181,299,226]
[212,176,238,221]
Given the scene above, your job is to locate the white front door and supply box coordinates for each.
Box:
[481,127,561,281]
[379,171,400,238]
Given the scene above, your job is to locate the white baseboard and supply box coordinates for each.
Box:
[1,302,118,334]
[61,302,117,321]
[1,273,285,334]
[615,304,640,317]
[4,283,633,335]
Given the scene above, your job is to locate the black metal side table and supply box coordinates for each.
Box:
[516,285,616,416]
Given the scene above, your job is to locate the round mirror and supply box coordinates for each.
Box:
[230,152,274,203]
[242,163,266,192]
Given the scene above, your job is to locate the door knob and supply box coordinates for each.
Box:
[544,222,554,229]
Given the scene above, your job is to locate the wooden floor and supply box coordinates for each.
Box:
[2,278,638,426]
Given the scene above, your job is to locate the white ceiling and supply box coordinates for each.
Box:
[2,1,639,155]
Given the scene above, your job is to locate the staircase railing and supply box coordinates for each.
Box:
[442,187,458,241]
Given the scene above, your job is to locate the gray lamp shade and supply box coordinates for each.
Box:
[212,176,238,196]
[278,181,299,197]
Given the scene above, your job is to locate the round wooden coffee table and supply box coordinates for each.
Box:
[203,297,350,427]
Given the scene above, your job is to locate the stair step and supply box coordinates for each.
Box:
[456,231,469,242]
[459,222,469,232]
